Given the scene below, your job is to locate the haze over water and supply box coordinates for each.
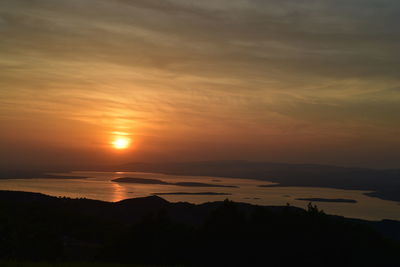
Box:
[1,171,399,221]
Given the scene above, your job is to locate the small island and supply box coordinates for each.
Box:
[112,177,169,185]
[112,177,238,188]
[258,184,280,187]
[296,198,357,203]
[153,192,232,196]
[173,182,237,188]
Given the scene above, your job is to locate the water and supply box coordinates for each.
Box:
[0,171,399,221]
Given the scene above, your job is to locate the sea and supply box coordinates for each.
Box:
[0,171,399,221]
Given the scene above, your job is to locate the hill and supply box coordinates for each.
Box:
[0,190,399,266]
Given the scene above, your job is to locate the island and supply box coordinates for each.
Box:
[296,198,357,203]
[112,177,238,188]
[111,177,169,185]
[152,192,232,196]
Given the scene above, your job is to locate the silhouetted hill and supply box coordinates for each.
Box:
[104,161,400,202]
[0,190,399,266]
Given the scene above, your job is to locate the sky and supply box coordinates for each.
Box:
[1,0,400,169]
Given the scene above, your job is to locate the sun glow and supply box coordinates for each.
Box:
[112,137,131,150]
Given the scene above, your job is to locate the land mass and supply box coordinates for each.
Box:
[153,192,231,196]
[0,190,399,266]
[112,177,238,188]
[0,170,89,179]
[111,177,169,184]
[296,198,357,203]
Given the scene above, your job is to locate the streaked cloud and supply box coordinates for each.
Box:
[0,0,399,168]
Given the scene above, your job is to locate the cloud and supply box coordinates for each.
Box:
[0,0,399,167]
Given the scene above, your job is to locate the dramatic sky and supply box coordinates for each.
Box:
[1,0,400,169]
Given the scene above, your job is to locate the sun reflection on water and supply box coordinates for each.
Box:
[111,182,128,202]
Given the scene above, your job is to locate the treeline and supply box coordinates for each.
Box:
[0,191,399,266]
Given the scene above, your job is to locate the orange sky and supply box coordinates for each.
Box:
[1,0,400,169]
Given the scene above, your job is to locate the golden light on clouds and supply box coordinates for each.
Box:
[0,0,400,168]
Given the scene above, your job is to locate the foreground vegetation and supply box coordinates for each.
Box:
[0,190,399,266]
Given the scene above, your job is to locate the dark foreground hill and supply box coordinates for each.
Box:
[0,190,399,266]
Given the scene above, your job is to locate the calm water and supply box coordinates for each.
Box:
[0,171,399,221]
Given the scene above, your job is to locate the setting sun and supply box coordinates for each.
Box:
[112,137,131,150]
